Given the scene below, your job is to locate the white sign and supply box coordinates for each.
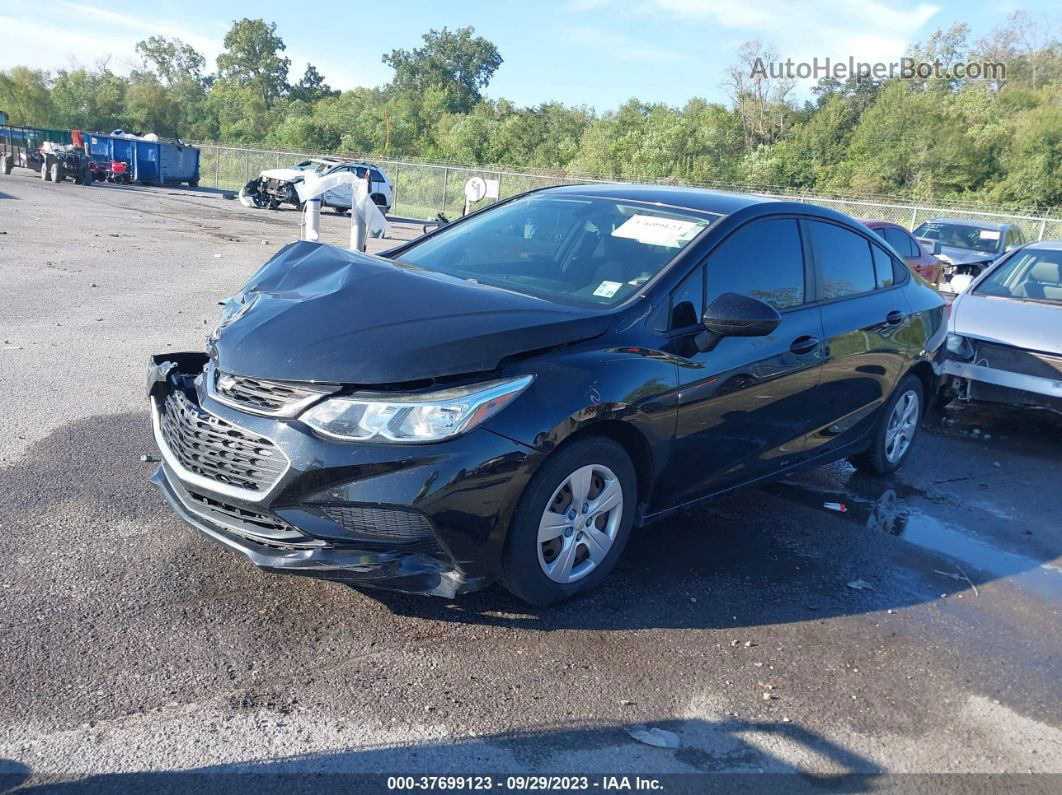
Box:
[465,177,487,203]
[612,214,704,248]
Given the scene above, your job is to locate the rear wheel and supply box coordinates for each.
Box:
[501,437,636,606]
[851,374,924,476]
[50,161,64,183]
[41,158,51,181]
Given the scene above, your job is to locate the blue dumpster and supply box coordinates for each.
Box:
[84,133,200,187]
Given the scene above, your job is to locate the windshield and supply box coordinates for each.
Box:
[293,160,333,174]
[393,194,715,307]
[914,221,1002,255]
[975,249,1062,303]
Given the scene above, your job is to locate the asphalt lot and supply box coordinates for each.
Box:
[1,173,1060,789]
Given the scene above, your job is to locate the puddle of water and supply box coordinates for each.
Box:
[767,480,1062,601]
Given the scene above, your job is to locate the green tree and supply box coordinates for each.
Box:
[135,36,207,87]
[383,26,502,113]
[290,64,337,103]
[50,64,128,131]
[216,19,290,109]
[0,67,54,125]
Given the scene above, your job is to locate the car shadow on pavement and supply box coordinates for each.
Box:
[3,408,1059,635]
[0,717,883,792]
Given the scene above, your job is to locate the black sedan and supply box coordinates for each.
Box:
[147,185,946,605]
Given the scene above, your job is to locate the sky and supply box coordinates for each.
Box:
[2,0,1059,111]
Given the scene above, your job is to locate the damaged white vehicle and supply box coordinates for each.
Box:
[239,157,394,214]
[937,240,1062,414]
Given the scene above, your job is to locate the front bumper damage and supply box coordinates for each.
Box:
[936,340,1062,414]
[146,353,538,596]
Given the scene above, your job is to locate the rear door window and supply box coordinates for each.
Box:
[883,227,916,258]
[871,245,898,288]
[807,221,877,299]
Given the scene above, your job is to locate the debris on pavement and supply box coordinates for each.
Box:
[140,454,160,463]
[624,726,681,749]
[934,567,980,597]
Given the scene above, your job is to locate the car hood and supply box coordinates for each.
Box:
[259,167,307,182]
[952,291,1062,355]
[937,245,997,266]
[211,241,612,384]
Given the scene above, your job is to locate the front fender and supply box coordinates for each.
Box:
[483,344,679,462]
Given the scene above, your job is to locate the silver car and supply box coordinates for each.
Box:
[936,241,1062,414]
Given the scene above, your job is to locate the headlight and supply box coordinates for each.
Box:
[301,375,534,443]
[945,333,974,360]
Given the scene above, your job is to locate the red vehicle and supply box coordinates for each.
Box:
[109,160,131,184]
[863,220,944,283]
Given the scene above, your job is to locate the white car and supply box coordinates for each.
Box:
[239,157,394,214]
[937,240,1062,414]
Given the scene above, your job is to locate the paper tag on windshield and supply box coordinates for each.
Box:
[612,215,703,248]
[593,280,623,298]
[979,229,1001,241]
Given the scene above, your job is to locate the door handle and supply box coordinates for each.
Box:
[789,335,819,355]
[886,310,906,325]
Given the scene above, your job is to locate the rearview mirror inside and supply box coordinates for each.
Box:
[917,236,942,256]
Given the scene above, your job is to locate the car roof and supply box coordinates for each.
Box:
[1022,240,1062,252]
[862,220,907,230]
[922,217,1009,230]
[540,182,773,215]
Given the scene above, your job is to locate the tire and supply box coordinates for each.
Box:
[188,179,199,188]
[41,158,51,181]
[850,374,924,476]
[50,162,64,183]
[501,436,637,606]
[0,155,11,176]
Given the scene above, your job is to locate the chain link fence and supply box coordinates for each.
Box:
[198,144,1062,240]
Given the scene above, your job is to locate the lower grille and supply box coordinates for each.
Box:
[320,504,435,542]
[975,342,1062,380]
[186,489,302,540]
[181,489,325,549]
[159,391,287,493]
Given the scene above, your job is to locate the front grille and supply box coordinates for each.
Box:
[159,390,287,493]
[974,342,1062,380]
[320,504,435,542]
[213,368,337,415]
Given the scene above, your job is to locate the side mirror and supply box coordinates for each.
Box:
[917,237,942,256]
[695,292,782,353]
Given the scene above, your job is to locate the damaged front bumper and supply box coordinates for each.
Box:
[936,340,1062,414]
[146,353,538,597]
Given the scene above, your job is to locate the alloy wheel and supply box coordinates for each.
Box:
[885,389,920,464]
[537,463,623,584]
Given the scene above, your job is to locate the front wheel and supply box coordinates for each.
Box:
[50,161,64,183]
[1,155,11,175]
[501,437,636,606]
[850,374,924,476]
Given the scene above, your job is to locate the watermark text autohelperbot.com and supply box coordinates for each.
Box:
[752,57,1006,81]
